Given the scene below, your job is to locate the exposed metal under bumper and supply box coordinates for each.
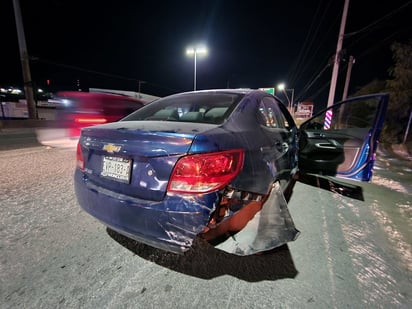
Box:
[215,182,300,256]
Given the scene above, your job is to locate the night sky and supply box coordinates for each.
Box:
[2,0,412,108]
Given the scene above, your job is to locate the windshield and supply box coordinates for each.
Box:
[122,92,244,124]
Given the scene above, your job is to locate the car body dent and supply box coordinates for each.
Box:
[75,171,219,253]
[204,182,300,256]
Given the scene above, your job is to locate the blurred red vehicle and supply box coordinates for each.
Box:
[36,91,145,148]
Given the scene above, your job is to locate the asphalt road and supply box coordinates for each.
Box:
[0,143,411,308]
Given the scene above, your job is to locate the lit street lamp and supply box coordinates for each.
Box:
[186,46,207,91]
[277,83,295,113]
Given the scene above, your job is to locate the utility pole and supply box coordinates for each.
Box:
[13,0,37,119]
[342,55,355,100]
[327,0,350,107]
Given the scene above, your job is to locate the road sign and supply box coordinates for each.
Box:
[259,87,275,95]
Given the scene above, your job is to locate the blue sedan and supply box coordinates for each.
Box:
[74,89,388,255]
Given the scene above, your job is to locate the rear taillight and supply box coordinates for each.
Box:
[76,142,84,170]
[74,117,108,124]
[168,149,244,193]
[69,115,108,138]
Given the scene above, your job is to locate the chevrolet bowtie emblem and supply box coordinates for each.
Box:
[103,144,121,153]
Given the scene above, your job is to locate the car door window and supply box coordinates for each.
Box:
[305,97,379,131]
[258,97,286,128]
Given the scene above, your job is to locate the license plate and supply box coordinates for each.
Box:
[101,156,132,183]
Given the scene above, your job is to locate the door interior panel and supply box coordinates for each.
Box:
[298,93,389,183]
[299,128,369,175]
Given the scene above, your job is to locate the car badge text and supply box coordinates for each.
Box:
[103,144,121,153]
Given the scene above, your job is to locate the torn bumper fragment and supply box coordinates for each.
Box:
[202,183,300,256]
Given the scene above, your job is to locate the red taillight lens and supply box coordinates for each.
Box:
[168,149,244,193]
[74,117,108,124]
[76,142,84,170]
[69,115,108,138]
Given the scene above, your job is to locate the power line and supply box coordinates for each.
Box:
[29,56,181,94]
[289,0,336,87]
[295,0,412,103]
[344,0,412,39]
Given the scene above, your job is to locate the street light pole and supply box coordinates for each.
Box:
[186,46,207,91]
[194,51,197,91]
[277,83,294,113]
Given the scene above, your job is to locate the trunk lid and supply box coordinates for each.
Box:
[78,121,216,201]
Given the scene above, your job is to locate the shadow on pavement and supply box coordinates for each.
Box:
[106,228,298,282]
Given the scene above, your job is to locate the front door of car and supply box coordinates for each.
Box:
[297,93,389,198]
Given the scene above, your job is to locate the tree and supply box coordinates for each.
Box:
[386,40,412,143]
[355,40,412,144]
[354,79,387,96]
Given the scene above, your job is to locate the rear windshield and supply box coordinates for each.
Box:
[122,92,244,124]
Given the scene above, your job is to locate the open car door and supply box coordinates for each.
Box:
[297,93,389,200]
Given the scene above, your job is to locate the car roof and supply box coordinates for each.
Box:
[168,88,255,96]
